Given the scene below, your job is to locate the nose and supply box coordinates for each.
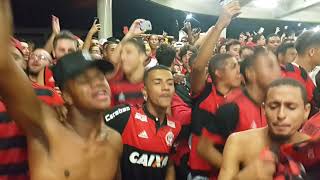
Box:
[161,82,170,91]
[277,105,286,121]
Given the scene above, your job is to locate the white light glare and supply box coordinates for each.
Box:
[313,26,320,32]
[303,28,307,32]
[186,14,193,19]
[298,23,302,27]
[253,0,279,9]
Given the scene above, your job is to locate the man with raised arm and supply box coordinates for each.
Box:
[0,1,122,179]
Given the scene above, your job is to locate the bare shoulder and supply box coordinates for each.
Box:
[229,128,264,144]
[105,126,123,156]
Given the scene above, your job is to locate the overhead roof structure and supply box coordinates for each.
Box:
[150,0,320,23]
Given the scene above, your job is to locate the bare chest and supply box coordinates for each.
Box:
[28,130,119,180]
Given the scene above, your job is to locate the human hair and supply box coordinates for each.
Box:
[240,46,254,57]
[216,43,226,53]
[276,42,295,56]
[156,44,176,67]
[295,30,320,55]
[253,34,264,43]
[226,39,241,52]
[208,53,234,82]
[124,37,147,55]
[265,78,308,105]
[53,30,77,49]
[266,34,280,44]
[240,46,268,83]
[143,65,172,85]
[179,45,198,59]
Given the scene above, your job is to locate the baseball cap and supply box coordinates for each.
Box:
[11,37,24,55]
[52,50,114,89]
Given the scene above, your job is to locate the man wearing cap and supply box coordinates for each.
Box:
[0,2,122,179]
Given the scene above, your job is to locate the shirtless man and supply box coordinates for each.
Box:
[0,2,122,180]
[218,78,311,180]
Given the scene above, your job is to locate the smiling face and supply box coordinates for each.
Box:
[28,49,51,74]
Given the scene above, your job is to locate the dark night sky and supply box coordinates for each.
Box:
[11,0,317,45]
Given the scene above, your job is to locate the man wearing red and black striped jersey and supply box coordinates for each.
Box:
[282,30,320,115]
[196,47,281,180]
[187,3,242,179]
[0,39,63,180]
[105,66,189,180]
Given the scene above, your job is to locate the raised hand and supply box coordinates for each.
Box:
[127,19,146,37]
[52,15,60,35]
[216,0,241,29]
[89,19,101,35]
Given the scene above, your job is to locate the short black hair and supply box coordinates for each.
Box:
[240,46,268,83]
[276,42,295,56]
[143,65,172,85]
[53,30,77,49]
[208,53,234,82]
[295,30,320,55]
[124,37,146,55]
[266,34,280,44]
[253,34,264,43]
[265,78,308,105]
[156,44,176,67]
[216,43,226,53]
[226,39,241,52]
[103,37,120,49]
[179,45,198,59]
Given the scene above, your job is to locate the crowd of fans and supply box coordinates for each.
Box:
[0,0,320,180]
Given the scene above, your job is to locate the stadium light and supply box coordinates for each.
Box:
[186,13,193,20]
[253,0,279,9]
[313,25,320,32]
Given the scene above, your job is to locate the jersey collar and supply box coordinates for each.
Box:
[142,104,168,130]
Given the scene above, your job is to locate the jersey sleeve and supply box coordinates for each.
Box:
[103,104,131,134]
[205,103,240,138]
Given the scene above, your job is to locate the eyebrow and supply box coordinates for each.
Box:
[152,78,174,81]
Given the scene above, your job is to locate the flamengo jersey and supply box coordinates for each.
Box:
[109,70,144,107]
[189,84,227,177]
[197,89,267,179]
[224,88,267,132]
[104,104,182,180]
[282,63,315,102]
[302,112,320,137]
[0,83,63,180]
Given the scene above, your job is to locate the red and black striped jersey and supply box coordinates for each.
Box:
[0,83,63,180]
[282,63,315,103]
[104,104,183,180]
[189,84,228,178]
[109,70,144,107]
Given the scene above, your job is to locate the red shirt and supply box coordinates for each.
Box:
[189,84,228,178]
[109,70,144,107]
[282,63,315,102]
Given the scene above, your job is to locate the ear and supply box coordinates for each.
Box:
[303,103,311,123]
[308,48,315,57]
[245,67,255,83]
[62,90,73,106]
[142,88,148,101]
[215,69,223,79]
